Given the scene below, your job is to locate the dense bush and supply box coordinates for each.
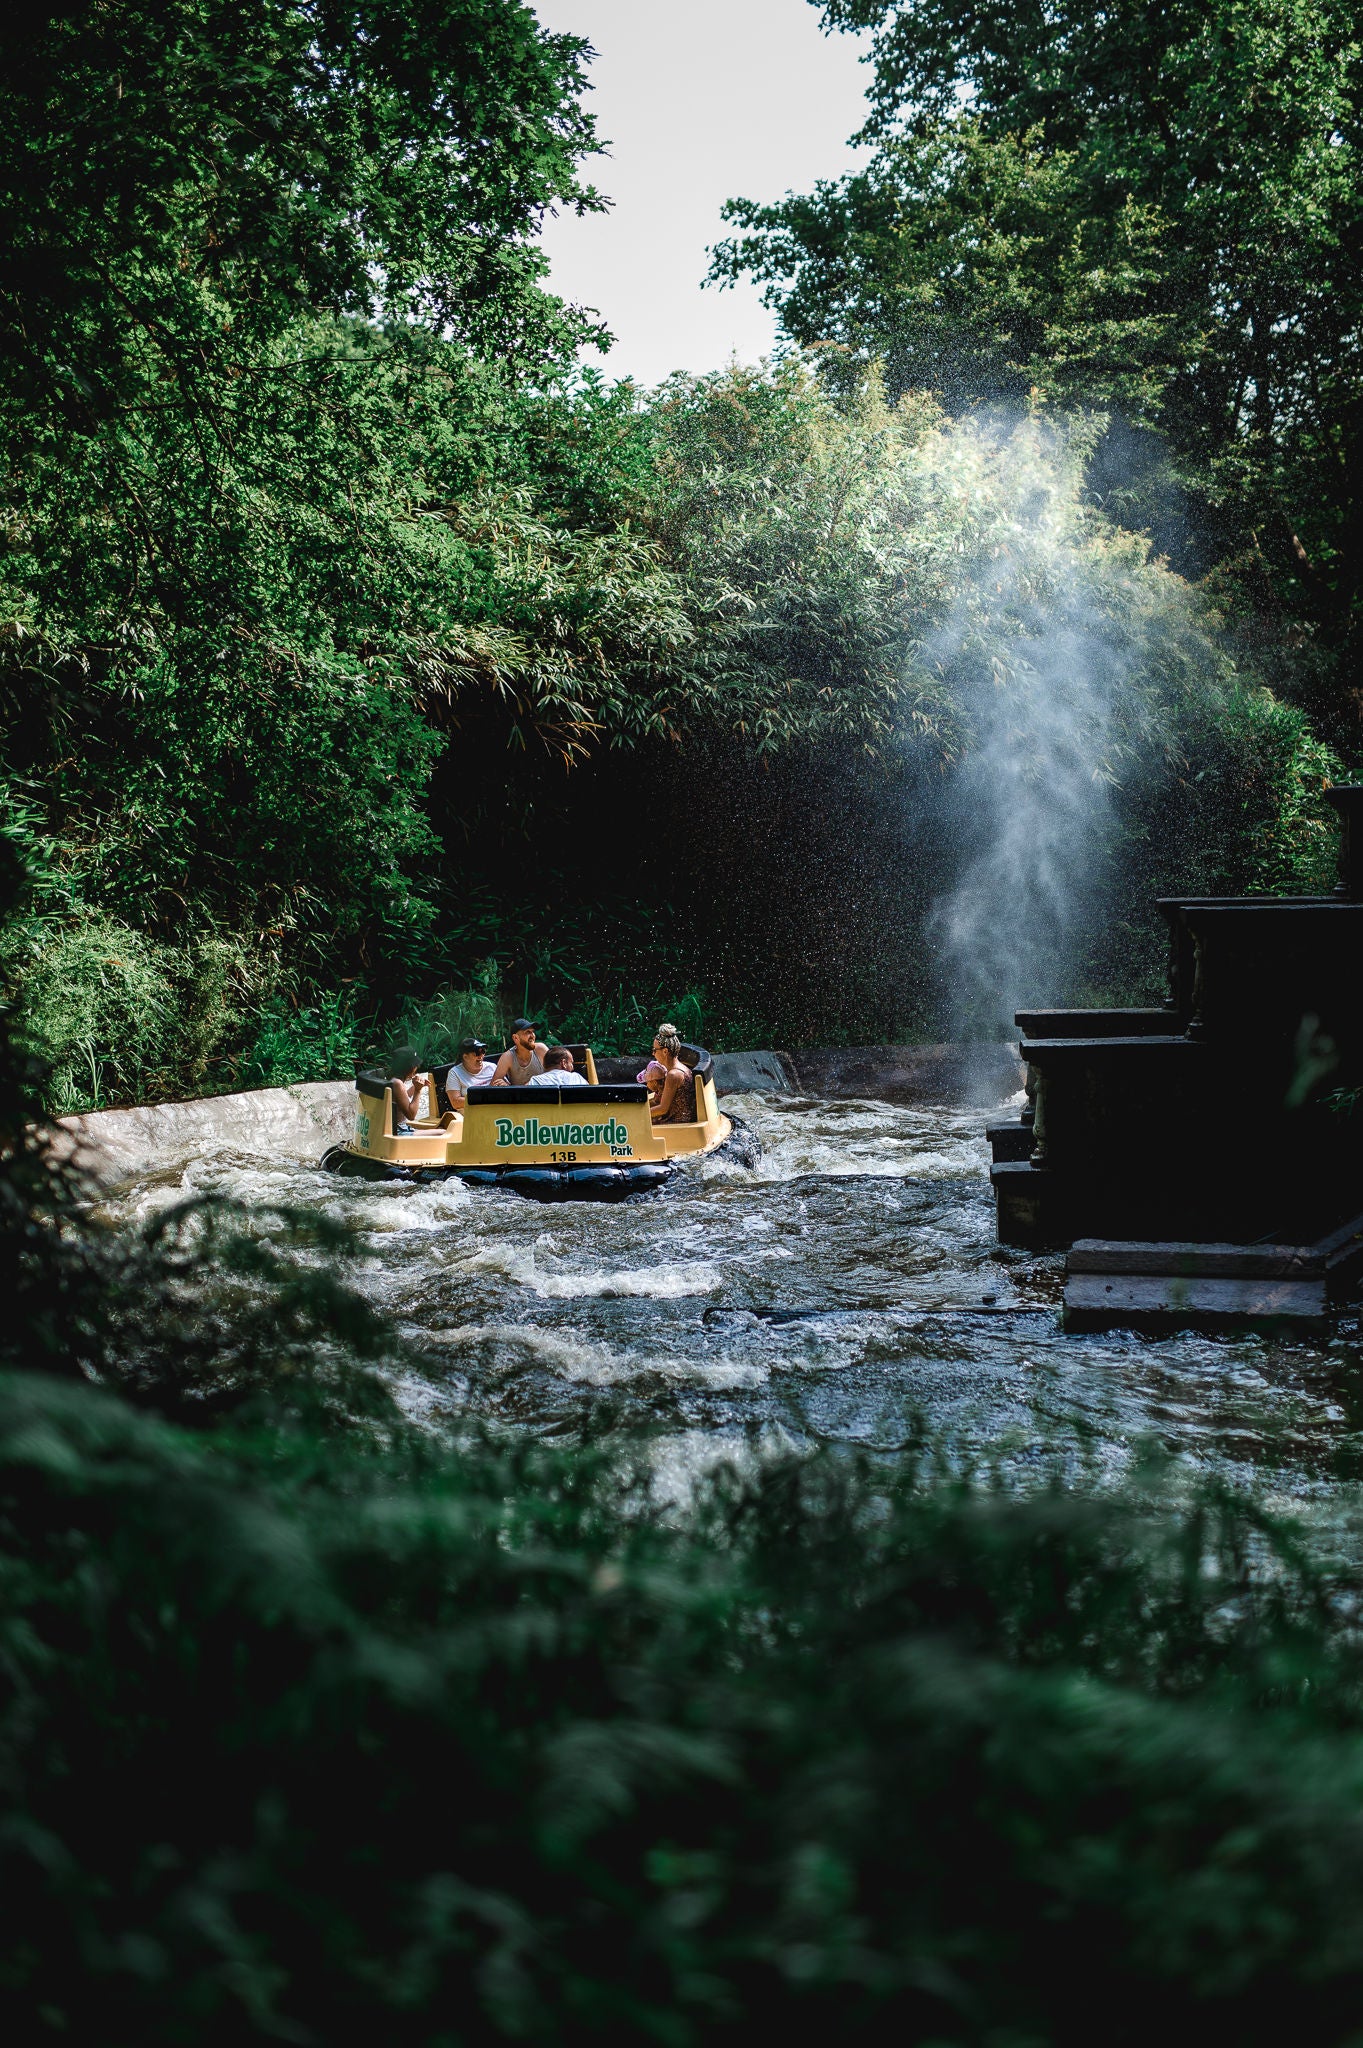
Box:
[486,394,1339,1043]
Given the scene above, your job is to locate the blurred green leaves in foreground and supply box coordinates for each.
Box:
[7,854,1363,2041]
[13,1372,1363,2046]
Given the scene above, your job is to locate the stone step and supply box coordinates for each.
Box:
[1018,1035,1196,1054]
[1068,1239,1324,1278]
[985,1120,1033,1162]
[1014,1008,1177,1039]
[1064,1271,1329,1335]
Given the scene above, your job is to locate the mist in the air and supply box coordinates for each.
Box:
[918,415,1159,1037]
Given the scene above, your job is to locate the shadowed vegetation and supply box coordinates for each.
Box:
[6,935,1363,2039]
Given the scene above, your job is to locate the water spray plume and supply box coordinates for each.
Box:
[921,415,1157,1036]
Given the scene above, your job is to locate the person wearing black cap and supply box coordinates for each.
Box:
[491,1017,548,1087]
[444,1036,495,1104]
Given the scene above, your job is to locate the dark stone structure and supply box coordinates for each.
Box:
[989,789,1363,1300]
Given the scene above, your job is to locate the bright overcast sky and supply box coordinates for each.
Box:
[531,0,872,387]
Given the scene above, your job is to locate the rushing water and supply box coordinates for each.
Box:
[95,1090,1363,1507]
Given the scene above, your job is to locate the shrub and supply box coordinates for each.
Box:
[238,988,365,1089]
[6,1386,1363,2043]
[555,980,706,1054]
[391,959,507,1069]
[13,913,180,1113]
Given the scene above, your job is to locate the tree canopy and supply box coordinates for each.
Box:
[712,0,1363,677]
[0,0,1344,1102]
[0,2,607,1005]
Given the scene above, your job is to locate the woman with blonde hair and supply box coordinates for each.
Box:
[648,1022,695,1125]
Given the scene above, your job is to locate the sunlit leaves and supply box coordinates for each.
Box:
[721,0,1363,653]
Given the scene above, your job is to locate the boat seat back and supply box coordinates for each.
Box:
[467,1083,648,1105]
[678,1044,716,1122]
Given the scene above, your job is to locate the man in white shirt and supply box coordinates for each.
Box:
[526,1046,589,1088]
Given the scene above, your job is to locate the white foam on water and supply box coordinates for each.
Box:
[455,1243,542,1285]
[410,1321,766,1390]
[723,1093,992,1183]
[532,1261,723,1301]
[324,1179,474,1234]
[435,1241,723,1301]
[645,1422,803,1512]
[78,1079,1363,1507]
[384,1366,471,1428]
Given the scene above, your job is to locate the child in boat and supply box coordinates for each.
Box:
[637,1055,667,1102]
[527,1046,589,1087]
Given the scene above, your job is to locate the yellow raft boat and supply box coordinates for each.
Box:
[320,1042,755,1201]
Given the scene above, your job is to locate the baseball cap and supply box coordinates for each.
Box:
[510,1016,536,1033]
[458,1036,487,1054]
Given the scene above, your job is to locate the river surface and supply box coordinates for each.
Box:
[96,1090,1363,1509]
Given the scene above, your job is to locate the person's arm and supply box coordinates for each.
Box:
[392,1075,420,1120]
[490,1050,513,1086]
[650,1066,683,1121]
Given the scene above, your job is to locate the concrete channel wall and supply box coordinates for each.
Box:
[52,1081,357,1187]
[53,1043,1023,1187]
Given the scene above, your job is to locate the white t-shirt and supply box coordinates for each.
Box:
[445,1058,496,1098]
[526,1068,588,1087]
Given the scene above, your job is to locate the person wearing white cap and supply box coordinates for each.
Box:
[444,1037,496,1104]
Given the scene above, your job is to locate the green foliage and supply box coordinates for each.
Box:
[1150,682,1341,898]
[556,982,706,1056]
[10,869,1363,2037]
[0,1,605,382]
[7,341,1344,1090]
[396,885,714,1058]
[571,398,1345,1043]
[715,0,1363,664]
[392,959,507,1068]
[0,0,609,1086]
[10,912,249,1114]
[238,988,365,1090]
[388,959,705,1064]
[14,913,179,1114]
[640,363,951,753]
[12,1385,1363,2040]
[0,936,389,1425]
[4,0,1350,1096]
